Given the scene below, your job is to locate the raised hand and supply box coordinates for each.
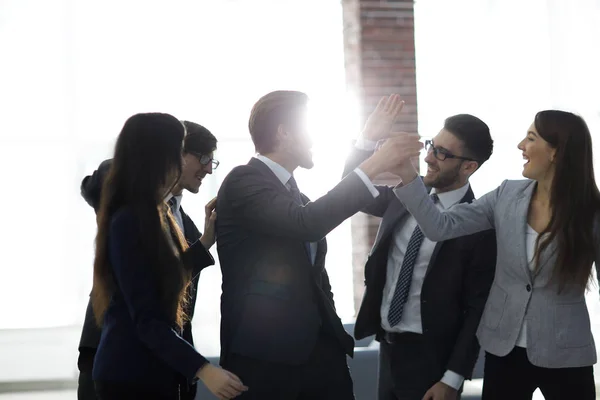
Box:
[359,132,422,179]
[196,364,248,400]
[199,197,217,249]
[361,94,405,141]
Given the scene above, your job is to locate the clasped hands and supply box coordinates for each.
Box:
[361,94,424,183]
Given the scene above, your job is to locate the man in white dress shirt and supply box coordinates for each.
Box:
[215,91,417,399]
[345,112,497,400]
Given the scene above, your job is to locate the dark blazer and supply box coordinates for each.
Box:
[78,159,208,354]
[216,157,377,366]
[92,207,210,395]
[345,147,496,379]
[77,159,211,397]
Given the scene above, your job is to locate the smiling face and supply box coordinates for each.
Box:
[517,123,556,181]
[179,151,214,194]
[423,129,478,192]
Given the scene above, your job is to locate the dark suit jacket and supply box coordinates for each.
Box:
[92,207,210,395]
[78,160,211,382]
[345,147,496,380]
[216,157,377,366]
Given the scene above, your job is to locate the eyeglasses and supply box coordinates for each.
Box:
[424,140,477,162]
[188,152,219,170]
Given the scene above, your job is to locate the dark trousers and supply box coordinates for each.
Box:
[224,333,354,400]
[378,332,449,400]
[77,349,98,400]
[95,381,180,400]
[482,347,595,400]
[80,348,195,400]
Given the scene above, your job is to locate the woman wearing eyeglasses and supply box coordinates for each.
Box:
[390,110,599,400]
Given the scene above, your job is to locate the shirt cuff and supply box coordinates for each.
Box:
[441,370,464,391]
[353,168,380,198]
[355,135,378,151]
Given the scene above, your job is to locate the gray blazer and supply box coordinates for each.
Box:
[395,177,599,368]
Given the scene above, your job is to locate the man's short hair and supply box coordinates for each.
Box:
[444,114,493,166]
[181,121,217,155]
[248,90,309,154]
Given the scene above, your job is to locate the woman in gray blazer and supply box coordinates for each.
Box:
[391,110,599,400]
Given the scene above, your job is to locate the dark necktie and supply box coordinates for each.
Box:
[387,193,439,327]
[287,176,303,206]
[167,197,177,214]
[287,177,312,262]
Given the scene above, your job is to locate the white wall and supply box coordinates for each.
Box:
[1,0,599,386]
[0,0,356,381]
[414,0,600,383]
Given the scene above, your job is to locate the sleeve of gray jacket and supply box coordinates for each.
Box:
[393,177,502,242]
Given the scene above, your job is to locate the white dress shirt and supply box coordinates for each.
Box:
[515,225,539,348]
[254,154,379,264]
[164,193,185,234]
[355,136,468,390]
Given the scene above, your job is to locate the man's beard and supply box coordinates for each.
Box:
[424,163,461,189]
[295,149,314,169]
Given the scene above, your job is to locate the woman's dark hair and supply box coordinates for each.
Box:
[92,113,191,328]
[534,110,600,291]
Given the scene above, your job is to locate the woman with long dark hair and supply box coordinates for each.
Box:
[390,110,600,399]
[92,113,247,400]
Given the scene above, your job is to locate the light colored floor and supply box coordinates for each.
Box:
[0,387,548,400]
[0,384,592,399]
[0,391,75,400]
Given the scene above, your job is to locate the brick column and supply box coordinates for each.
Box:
[342,0,419,315]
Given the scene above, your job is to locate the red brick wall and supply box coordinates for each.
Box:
[342,0,419,315]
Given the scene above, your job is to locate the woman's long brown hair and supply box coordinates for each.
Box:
[92,113,191,328]
[534,110,600,292]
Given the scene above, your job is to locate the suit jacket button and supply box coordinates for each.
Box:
[526,284,532,292]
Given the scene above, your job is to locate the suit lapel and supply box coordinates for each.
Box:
[514,182,536,283]
[248,157,296,201]
[371,199,409,255]
[249,159,315,264]
[424,186,474,279]
[534,237,557,283]
[315,239,327,267]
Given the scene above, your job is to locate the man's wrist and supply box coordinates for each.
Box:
[355,134,378,151]
[440,370,464,391]
[199,235,212,249]
[358,157,382,181]
[397,163,419,184]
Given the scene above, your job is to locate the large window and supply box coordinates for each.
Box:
[0,0,356,381]
[2,0,600,387]
[414,0,600,384]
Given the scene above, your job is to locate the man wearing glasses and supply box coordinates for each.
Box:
[344,113,497,400]
[76,120,219,400]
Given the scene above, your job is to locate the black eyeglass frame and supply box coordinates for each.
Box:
[187,151,220,170]
[424,140,478,162]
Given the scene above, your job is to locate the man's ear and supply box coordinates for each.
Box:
[464,160,479,175]
[277,123,287,136]
[270,124,287,152]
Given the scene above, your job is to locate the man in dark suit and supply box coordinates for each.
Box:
[76,121,219,400]
[345,113,497,400]
[215,92,418,400]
